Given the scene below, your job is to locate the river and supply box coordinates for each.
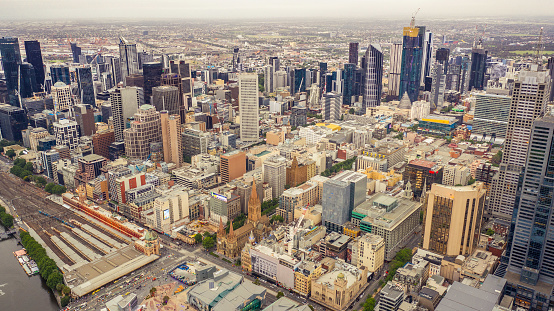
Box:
[0,227,59,311]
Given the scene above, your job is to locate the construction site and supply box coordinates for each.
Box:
[0,172,159,296]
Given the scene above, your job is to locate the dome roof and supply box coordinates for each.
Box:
[337,273,345,279]
[144,230,158,241]
[53,81,67,88]
[398,92,412,109]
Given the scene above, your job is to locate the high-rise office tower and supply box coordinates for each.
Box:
[458,56,472,94]
[548,57,554,102]
[76,66,96,106]
[123,105,161,160]
[362,44,383,109]
[119,38,139,80]
[18,63,37,98]
[322,171,367,233]
[343,63,356,106]
[496,115,554,310]
[468,39,488,91]
[349,42,359,66]
[422,183,486,256]
[160,111,183,168]
[263,65,274,93]
[111,57,122,86]
[70,43,82,64]
[319,62,328,96]
[435,48,450,74]
[429,63,446,109]
[420,30,433,85]
[263,155,286,199]
[110,87,143,142]
[0,104,28,141]
[473,94,511,139]
[322,92,341,121]
[388,43,403,98]
[269,56,280,71]
[220,150,246,183]
[399,22,425,103]
[51,82,72,112]
[24,40,45,92]
[170,60,192,108]
[138,51,154,70]
[152,85,179,116]
[73,104,95,136]
[238,73,259,143]
[143,62,163,105]
[53,119,80,150]
[50,65,71,85]
[0,37,22,107]
[488,68,551,219]
[232,47,241,72]
[293,68,306,94]
[161,72,184,109]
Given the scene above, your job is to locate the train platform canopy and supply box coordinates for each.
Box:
[64,245,159,297]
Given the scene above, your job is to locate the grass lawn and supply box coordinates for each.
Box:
[511,50,554,55]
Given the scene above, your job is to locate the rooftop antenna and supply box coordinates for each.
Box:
[410,8,420,27]
[535,27,544,65]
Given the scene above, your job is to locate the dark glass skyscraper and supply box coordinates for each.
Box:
[24,40,45,92]
[76,66,96,106]
[0,37,22,107]
[469,40,487,91]
[143,62,163,104]
[399,25,424,102]
[293,68,306,94]
[18,62,37,98]
[343,63,356,106]
[0,104,28,141]
[70,42,81,63]
[435,48,450,74]
[50,65,71,85]
[349,42,359,66]
[362,44,383,109]
[119,38,139,80]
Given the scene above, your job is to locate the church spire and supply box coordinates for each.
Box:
[218,218,226,237]
[228,219,235,239]
[248,179,261,223]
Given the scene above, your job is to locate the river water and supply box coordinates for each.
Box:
[0,228,59,311]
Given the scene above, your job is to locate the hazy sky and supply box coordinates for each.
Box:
[2,0,554,20]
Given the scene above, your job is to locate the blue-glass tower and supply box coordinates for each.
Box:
[469,40,487,91]
[399,25,424,102]
[24,40,45,92]
[18,62,37,98]
[0,37,22,107]
[343,63,355,106]
[50,65,71,85]
[293,68,306,94]
[76,66,96,106]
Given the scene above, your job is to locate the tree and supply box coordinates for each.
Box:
[276,291,284,298]
[163,295,170,305]
[491,151,502,165]
[24,162,34,172]
[285,184,291,190]
[149,287,157,296]
[308,306,314,311]
[270,215,284,224]
[51,185,66,195]
[46,271,63,290]
[45,183,55,193]
[486,229,495,236]
[468,178,476,185]
[60,296,70,308]
[1,213,14,228]
[5,149,15,159]
[194,233,203,244]
[349,108,355,114]
[13,158,26,167]
[254,279,261,286]
[362,297,376,311]
[35,176,47,187]
[202,236,215,249]
[56,283,64,293]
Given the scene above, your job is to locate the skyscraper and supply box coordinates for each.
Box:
[362,44,383,109]
[73,104,95,136]
[119,37,139,80]
[488,68,551,219]
[343,63,356,106]
[389,43,403,98]
[110,87,143,142]
[143,62,163,105]
[319,62,328,96]
[70,42,82,64]
[399,23,425,102]
[0,37,22,107]
[24,40,45,92]
[152,85,179,116]
[497,115,554,310]
[111,57,122,86]
[263,155,286,199]
[435,48,450,74]
[293,68,306,94]
[349,42,359,66]
[420,30,433,85]
[238,73,259,143]
[124,105,161,160]
[263,65,274,93]
[18,62,37,98]
[472,94,511,139]
[0,104,28,141]
[429,63,446,109]
[322,92,341,121]
[51,82,72,112]
[76,66,96,106]
[160,111,183,167]
[53,119,80,150]
[50,65,71,85]
[468,39,488,91]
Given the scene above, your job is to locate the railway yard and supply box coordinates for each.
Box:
[0,171,130,267]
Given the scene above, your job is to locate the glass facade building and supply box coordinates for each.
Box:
[0,37,22,107]
[76,66,96,106]
[399,26,425,102]
[24,40,45,92]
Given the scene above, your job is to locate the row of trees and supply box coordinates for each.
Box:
[10,158,34,180]
[381,248,413,286]
[0,205,14,228]
[261,198,279,216]
[45,183,67,195]
[19,231,65,293]
[0,139,19,153]
[321,157,357,177]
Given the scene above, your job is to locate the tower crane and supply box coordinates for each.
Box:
[286,206,308,256]
[410,8,420,27]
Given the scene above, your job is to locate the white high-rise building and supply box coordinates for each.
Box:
[53,119,79,150]
[488,68,552,219]
[363,44,383,109]
[238,73,259,143]
[410,100,430,120]
[264,65,274,93]
[263,155,286,199]
[322,92,341,121]
[111,87,143,142]
[52,82,72,112]
[389,43,403,97]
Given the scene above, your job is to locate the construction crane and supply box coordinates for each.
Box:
[410,8,420,27]
[287,206,308,256]
[535,27,544,65]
